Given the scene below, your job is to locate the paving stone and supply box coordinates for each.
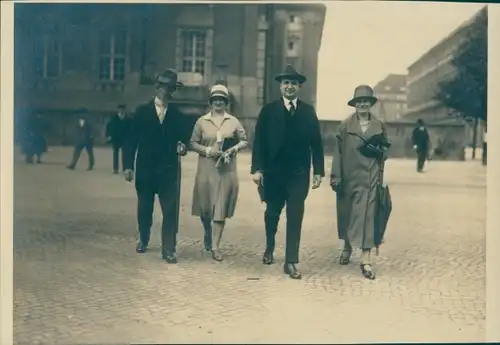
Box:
[13,147,486,344]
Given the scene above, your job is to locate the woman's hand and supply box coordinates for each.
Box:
[330,176,342,193]
[224,146,238,156]
[206,147,222,159]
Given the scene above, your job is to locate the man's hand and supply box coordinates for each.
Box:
[312,174,322,189]
[413,145,418,150]
[252,171,264,186]
[123,169,134,182]
[106,136,112,143]
[177,141,187,156]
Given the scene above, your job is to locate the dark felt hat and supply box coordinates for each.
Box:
[156,69,184,89]
[274,65,307,84]
[347,85,378,107]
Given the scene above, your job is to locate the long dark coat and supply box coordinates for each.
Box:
[23,115,47,155]
[331,113,389,249]
[412,126,430,153]
[123,100,192,191]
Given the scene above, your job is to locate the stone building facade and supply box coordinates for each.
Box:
[14,3,326,145]
[372,74,407,122]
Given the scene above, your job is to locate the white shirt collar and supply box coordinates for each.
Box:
[283,97,298,110]
[154,97,168,120]
[202,111,231,120]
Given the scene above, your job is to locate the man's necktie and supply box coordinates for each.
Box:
[289,101,296,116]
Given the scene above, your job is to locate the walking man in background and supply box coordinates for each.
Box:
[66,109,95,171]
[106,104,132,174]
[412,119,430,173]
[251,65,325,279]
[23,111,47,164]
[123,69,192,264]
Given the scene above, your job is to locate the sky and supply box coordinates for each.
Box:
[316,1,486,121]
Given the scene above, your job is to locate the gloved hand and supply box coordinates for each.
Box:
[330,176,342,193]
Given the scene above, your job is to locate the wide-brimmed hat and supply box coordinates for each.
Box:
[274,65,307,84]
[155,69,184,90]
[209,84,230,103]
[347,85,378,107]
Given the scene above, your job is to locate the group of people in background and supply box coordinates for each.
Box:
[21,65,451,281]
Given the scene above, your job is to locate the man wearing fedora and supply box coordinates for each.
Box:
[251,65,325,280]
[66,108,95,171]
[330,85,391,280]
[123,69,192,264]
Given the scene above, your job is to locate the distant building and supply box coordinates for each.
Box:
[14,3,326,143]
[372,74,407,122]
[403,6,486,125]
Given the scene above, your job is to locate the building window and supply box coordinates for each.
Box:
[99,30,127,82]
[288,42,294,50]
[256,30,266,105]
[180,30,207,75]
[41,36,62,79]
[290,15,295,23]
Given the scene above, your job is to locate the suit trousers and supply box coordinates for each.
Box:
[136,169,179,255]
[416,150,427,171]
[112,144,125,172]
[263,170,310,264]
[69,143,95,169]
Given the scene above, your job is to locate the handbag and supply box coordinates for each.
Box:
[354,133,391,160]
[220,137,238,152]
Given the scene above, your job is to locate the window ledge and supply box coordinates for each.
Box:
[95,81,125,92]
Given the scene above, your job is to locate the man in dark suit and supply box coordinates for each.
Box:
[411,119,430,173]
[24,111,47,164]
[250,65,325,279]
[123,69,191,264]
[66,109,95,171]
[105,104,132,174]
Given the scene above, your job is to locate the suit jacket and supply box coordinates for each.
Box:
[74,122,94,146]
[251,98,325,176]
[412,127,430,152]
[105,114,132,146]
[123,100,192,186]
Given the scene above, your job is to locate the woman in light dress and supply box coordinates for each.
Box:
[189,84,248,261]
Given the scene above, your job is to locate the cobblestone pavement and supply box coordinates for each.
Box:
[13,147,486,344]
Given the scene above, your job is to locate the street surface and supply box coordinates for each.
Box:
[13,147,486,344]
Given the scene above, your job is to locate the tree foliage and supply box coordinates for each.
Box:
[435,7,487,122]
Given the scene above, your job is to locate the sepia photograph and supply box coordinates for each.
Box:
[0,0,496,344]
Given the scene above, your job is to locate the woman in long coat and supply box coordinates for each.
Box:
[190,84,248,261]
[330,85,390,280]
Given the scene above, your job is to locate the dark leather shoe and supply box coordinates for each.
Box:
[162,253,178,264]
[284,263,302,279]
[360,264,376,280]
[262,249,274,265]
[136,242,147,253]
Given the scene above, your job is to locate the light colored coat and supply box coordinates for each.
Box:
[190,111,248,221]
[331,113,389,249]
